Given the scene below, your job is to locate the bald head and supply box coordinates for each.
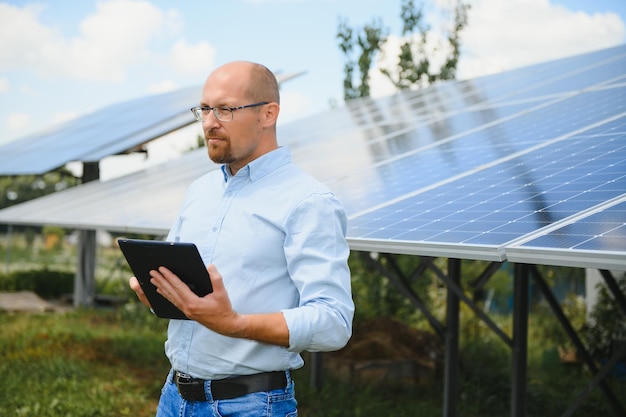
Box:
[198,61,281,173]
[209,61,280,105]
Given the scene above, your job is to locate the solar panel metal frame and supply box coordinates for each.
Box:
[505,194,626,271]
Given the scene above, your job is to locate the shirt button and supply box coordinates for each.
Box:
[212,227,217,232]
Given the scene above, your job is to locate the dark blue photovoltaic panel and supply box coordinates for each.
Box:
[347,129,626,250]
[462,45,626,104]
[518,201,626,251]
[308,86,626,217]
[0,72,302,176]
[0,85,199,175]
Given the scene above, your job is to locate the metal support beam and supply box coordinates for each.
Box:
[73,161,99,307]
[530,265,625,416]
[562,341,626,417]
[74,229,96,307]
[599,269,626,315]
[360,252,445,339]
[4,224,12,273]
[511,263,529,417]
[443,258,461,417]
[433,261,512,347]
[472,261,503,292]
[309,352,324,391]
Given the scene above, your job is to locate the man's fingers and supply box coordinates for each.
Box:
[129,276,152,308]
[207,264,224,292]
[129,276,141,292]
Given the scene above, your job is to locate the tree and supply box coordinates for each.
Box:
[0,168,80,210]
[337,17,387,100]
[337,0,470,100]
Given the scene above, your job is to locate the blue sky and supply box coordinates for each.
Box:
[1,0,625,149]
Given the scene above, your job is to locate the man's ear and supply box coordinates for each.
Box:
[262,102,280,127]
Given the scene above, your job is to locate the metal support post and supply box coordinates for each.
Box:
[309,352,324,391]
[511,263,529,417]
[73,161,99,307]
[443,258,460,417]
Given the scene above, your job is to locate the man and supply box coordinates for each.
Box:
[129,61,354,417]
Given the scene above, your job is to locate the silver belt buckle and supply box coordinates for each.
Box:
[175,371,194,384]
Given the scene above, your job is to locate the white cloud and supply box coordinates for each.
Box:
[6,112,30,130]
[367,0,626,95]
[168,39,216,77]
[0,0,172,82]
[457,0,626,79]
[278,89,314,124]
[147,80,179,94]
[0,3,51,69]
[52,111,80,125]
[64,0,166,81]
[0,77,8,93]
[370,30,455,98]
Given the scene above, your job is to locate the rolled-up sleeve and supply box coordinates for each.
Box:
[281,192,354,353]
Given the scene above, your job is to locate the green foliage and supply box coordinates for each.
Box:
[350,253,517,333]
[1,260,623,416]
[0,307,603,417]
[1,233,622,415]
[350,252,419,322]
[0,309,169,417]
[337,17,387,100]
[0,268,74,298]
[582,273,626,360]
[41,225,65,238]
[0,168,79,210]
[459,337,512,415]
[297,372,442,416]
[337,0,470,100]
[532,293,587,350]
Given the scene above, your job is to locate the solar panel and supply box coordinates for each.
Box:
[0,73,302,176]
[0,45,624,271]
[506,196,626,270]
[311,46,626,264]
[344,121,626,259]
[0,86,199,175]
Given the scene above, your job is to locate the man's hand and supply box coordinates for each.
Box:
[149,264,241,335]
[149,264,290,347]
[129,276,152,309]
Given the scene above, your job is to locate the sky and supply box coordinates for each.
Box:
[0,0,625,156]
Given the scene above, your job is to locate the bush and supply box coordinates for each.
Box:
[581,273,626,360]
[0,268,74,298]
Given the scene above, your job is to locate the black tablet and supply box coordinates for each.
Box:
[118,238,213,319]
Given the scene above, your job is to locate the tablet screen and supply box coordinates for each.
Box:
[118,238,213,319]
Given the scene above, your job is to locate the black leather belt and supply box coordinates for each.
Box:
[172,370,288,401]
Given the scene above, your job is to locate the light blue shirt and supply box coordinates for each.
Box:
[164,146,354,379]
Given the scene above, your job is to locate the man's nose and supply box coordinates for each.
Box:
[203,111,221,128]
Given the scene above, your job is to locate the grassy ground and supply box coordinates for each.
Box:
[1,305,624,417]
[1,234,624,416]
[0,306,168,417]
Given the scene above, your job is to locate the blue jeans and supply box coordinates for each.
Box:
[155,370,298,417]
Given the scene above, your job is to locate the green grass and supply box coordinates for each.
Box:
[1,236,624,416]
[1,305,624,417]
[0,306,169,417]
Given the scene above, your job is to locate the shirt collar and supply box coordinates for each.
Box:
[220,147,291,183]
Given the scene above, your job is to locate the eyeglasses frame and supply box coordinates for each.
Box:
[190,101,269,122]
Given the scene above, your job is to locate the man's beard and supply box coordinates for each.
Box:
[207,141,235,165]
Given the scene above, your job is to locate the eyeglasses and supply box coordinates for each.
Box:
[190,102,268,122]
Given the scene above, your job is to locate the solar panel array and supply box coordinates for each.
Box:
[0,45,624,270]
[0,72,304,176]
[282,44,625,269]
[0,85,199,175]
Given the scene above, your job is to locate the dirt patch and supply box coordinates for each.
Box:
[0,291,70,313]
[326,317,444,386]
